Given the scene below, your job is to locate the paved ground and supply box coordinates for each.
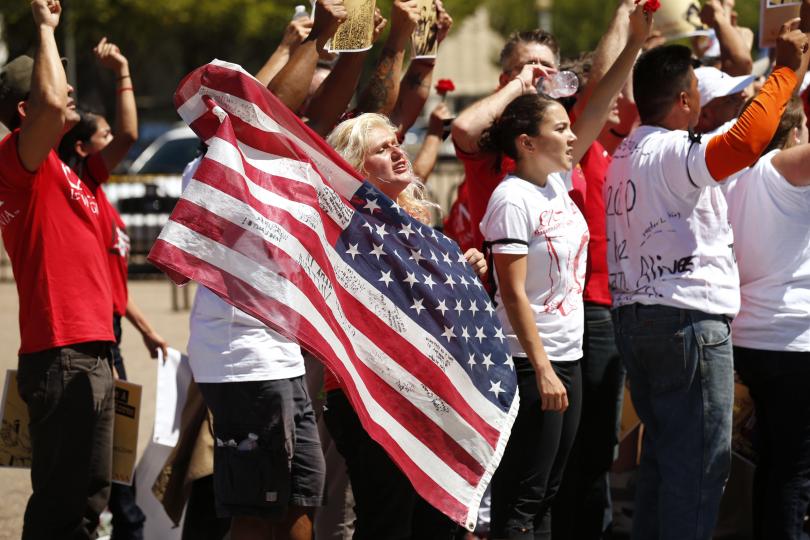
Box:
[0,279,195,540]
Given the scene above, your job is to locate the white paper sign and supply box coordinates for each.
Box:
[153,348,193,447]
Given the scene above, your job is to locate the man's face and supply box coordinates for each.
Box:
[698,91,746,132]
[500,42,558,87]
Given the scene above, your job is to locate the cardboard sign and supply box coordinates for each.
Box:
[759,0,801,48]
[0,370,141,485]
[412,0,439,59]
[653,0,711,40]
[0,371,32,468]
[328,0,376,53]
[112,379,142,485]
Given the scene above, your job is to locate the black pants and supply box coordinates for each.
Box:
[735,346,810,540]
[17,342,115,540]
[323,390,458,540]
[553,305,624,539]
[109,314,147,540]
[490,358,582,540]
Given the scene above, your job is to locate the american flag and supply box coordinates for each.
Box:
[149,60,518,530]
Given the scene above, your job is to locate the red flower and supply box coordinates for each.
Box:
[635,0,661,13]
[435,79,456,96]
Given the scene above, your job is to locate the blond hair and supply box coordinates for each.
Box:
[327,113,435,224]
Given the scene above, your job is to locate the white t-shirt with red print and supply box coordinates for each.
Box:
[481,172,590,362]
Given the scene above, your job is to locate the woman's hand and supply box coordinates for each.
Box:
[463,248,487,277]
[536,365,569,412]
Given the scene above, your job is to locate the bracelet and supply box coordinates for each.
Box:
[118,74,131,80]
[117,86,134,94]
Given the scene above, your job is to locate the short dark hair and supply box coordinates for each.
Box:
[500,30,560,71]
[58,110,100,172]
[764,96,805,153]
[480,93,558,164]
[634,45,696,126]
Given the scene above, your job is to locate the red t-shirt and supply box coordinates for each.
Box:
[0,131,114,354]
[443,145,515,253]
[82,157,130,317]
[569,141,612,307]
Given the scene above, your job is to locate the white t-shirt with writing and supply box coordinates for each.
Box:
[604,126,739,316]
[182,156,305,382]
[480,173,590,362]
[724,150,810,352]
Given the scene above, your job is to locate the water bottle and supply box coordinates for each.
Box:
[292,5,308,20]
[537,70,579,99]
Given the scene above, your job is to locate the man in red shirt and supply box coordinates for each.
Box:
[0,2,115,538]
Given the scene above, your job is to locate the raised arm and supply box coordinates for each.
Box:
[305,9,388,136]
[570,3,651,166]
[572,0,635,117]
[700,0,753,76]
[705,18,808,181]
[267,0,346,111]
[412,102,452,181]
[390,0,453,135]
[18,0,69,173]
[255,17,313,87]
[94,38,137,172]
[451,64,551,154]
[355,0,420,116]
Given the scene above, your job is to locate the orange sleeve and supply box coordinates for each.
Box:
[705,67,799,181]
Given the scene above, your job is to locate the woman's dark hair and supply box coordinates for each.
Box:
[480,94,557,167]
[763,96,804,154]
[634,45,697,126]
[58,110,100,172]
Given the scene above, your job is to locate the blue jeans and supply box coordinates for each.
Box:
[613,304,733,540]
[734,346,810,540]
[553,304,625,539]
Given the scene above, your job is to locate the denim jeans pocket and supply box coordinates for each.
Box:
[17,359,60,425]
[632,330,689,396]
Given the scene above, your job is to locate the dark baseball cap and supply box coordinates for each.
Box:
[0,55,34,106]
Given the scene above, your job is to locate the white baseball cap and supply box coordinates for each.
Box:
[695,66,756,107]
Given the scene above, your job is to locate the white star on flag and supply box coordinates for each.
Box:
[423,274,436,290]
[459,275,470,288]
[454,300,464,315]
[469,300,479,315]
[403,272,419,286]
[482,353,494,370]
[442,252,453,264]
[485,302,496,316]
[444,274,456,289]
[379,271,393,287]
[369,243,386,260]
[362,222,374,232]
[489,380,504,398]
[461,326,470,341]
[494,328,505,342]
[442,325,456,342]
[364,198,380,213]
[504,357,515,370]
[436,299,449,316]
[410,249,424,263]
[410,298,426,315]
[475,326,487,343]
[375,224,389,239]
[467,353,477,367]
[345,243,360,260]
[399,223,414,239]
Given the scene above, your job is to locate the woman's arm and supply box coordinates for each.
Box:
[771,143,810,186]
[493,253,568,411]
[95,38,138,172]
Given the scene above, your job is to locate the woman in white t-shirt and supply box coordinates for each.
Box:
[724,96,810,538]
[478,6,651,536]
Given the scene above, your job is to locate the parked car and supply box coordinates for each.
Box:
[126,125,200,175]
